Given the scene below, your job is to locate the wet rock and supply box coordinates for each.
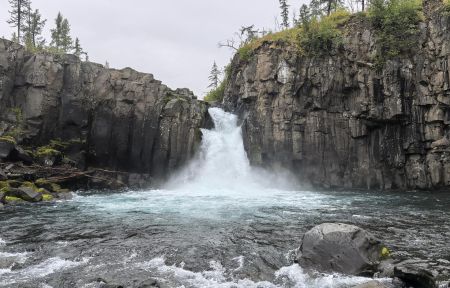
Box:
[0,168,6,180]
[394,260,439,288]
[7,187,42,202]
[11,146,33,163]
[297,223,384,276]
[0,38,210,181]
[352,280,387,288]
[56,192,73,200]
[137,279,169,288]
[0,139,15,159]
[0,191,5,204]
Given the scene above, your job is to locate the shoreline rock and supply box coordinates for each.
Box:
[297,223,446,288]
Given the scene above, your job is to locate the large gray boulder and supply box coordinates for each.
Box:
[297,223,384,275]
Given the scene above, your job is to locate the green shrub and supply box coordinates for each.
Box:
[299,9,351,55]
[368,0,423,66]
[204,80,226,103]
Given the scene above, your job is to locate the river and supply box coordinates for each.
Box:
[0,108,449,287]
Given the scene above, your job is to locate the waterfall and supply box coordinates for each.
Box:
[165,107,296,192]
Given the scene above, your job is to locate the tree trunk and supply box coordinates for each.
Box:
[17,0,22,41]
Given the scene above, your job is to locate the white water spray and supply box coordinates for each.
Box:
[166,107,296,193]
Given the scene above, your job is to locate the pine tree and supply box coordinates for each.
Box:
[299,4,311,26]
[279,0,290,29]
[208,61,220,90]
[29,9,46,48]
[50,12,63,50]
[73,37,83,57]
[7,0,30,43]
[50,12,72,53]
[60,18,72,52]
[105,61,110,68]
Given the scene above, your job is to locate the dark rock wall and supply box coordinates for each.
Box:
[0,40,210,178]
[223,1,450,191]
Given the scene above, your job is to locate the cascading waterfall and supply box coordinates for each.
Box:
[166,107,296,193]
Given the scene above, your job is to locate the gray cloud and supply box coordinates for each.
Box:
[0,0,306,97]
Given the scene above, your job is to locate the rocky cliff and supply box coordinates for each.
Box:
[0,39,210,183]
[223,1,450,191]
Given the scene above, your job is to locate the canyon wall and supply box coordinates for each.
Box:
[0,39,210,179]
[223,1,450,191]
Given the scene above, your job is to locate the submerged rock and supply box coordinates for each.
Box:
[352,280,387,288]
[296,223,384,276]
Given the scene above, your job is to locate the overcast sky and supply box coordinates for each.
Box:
[0,0,305,97]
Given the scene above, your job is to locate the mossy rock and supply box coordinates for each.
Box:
[42,194,54,201]
[35,179,68,193]
[0,136,17,145]
[5,196,23,203]
[36,146,62,158]
[35,146,62,166]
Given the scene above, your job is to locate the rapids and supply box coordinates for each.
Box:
[0,108,449,288]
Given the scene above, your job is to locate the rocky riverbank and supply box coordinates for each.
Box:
[296,223,449,288]
[0,38,211,205]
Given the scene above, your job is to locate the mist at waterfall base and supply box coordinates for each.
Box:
[0,109,449,288]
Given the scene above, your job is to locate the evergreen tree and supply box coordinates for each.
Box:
[279,0,290,29]
[50,12,63,50]
[299,4,311,26]
[105,61,110,68]
[60,18,72,52]
[208,61,220,89]
[29,9,46,48]
[7,0,30,43]
[73,37,83,57]
[50,12,72,52]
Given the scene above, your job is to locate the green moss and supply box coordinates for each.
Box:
[36,146,62,158]
[5,196,23,202]
[35,178,67,193]
[42,194,54,201]
[0,136,17,145]
[381,247,391,258]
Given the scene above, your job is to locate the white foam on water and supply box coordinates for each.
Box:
[0,256,90,286]
[0,251,30,265]
[73,109,334,220]
[136,257,390,288]
[0,238,6,246]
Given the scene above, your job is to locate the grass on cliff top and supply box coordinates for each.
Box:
[236,9,351,61]
[235,0,424,64]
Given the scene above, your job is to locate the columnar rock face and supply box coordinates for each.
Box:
[223,1,450,191]
[0,39,210,178]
